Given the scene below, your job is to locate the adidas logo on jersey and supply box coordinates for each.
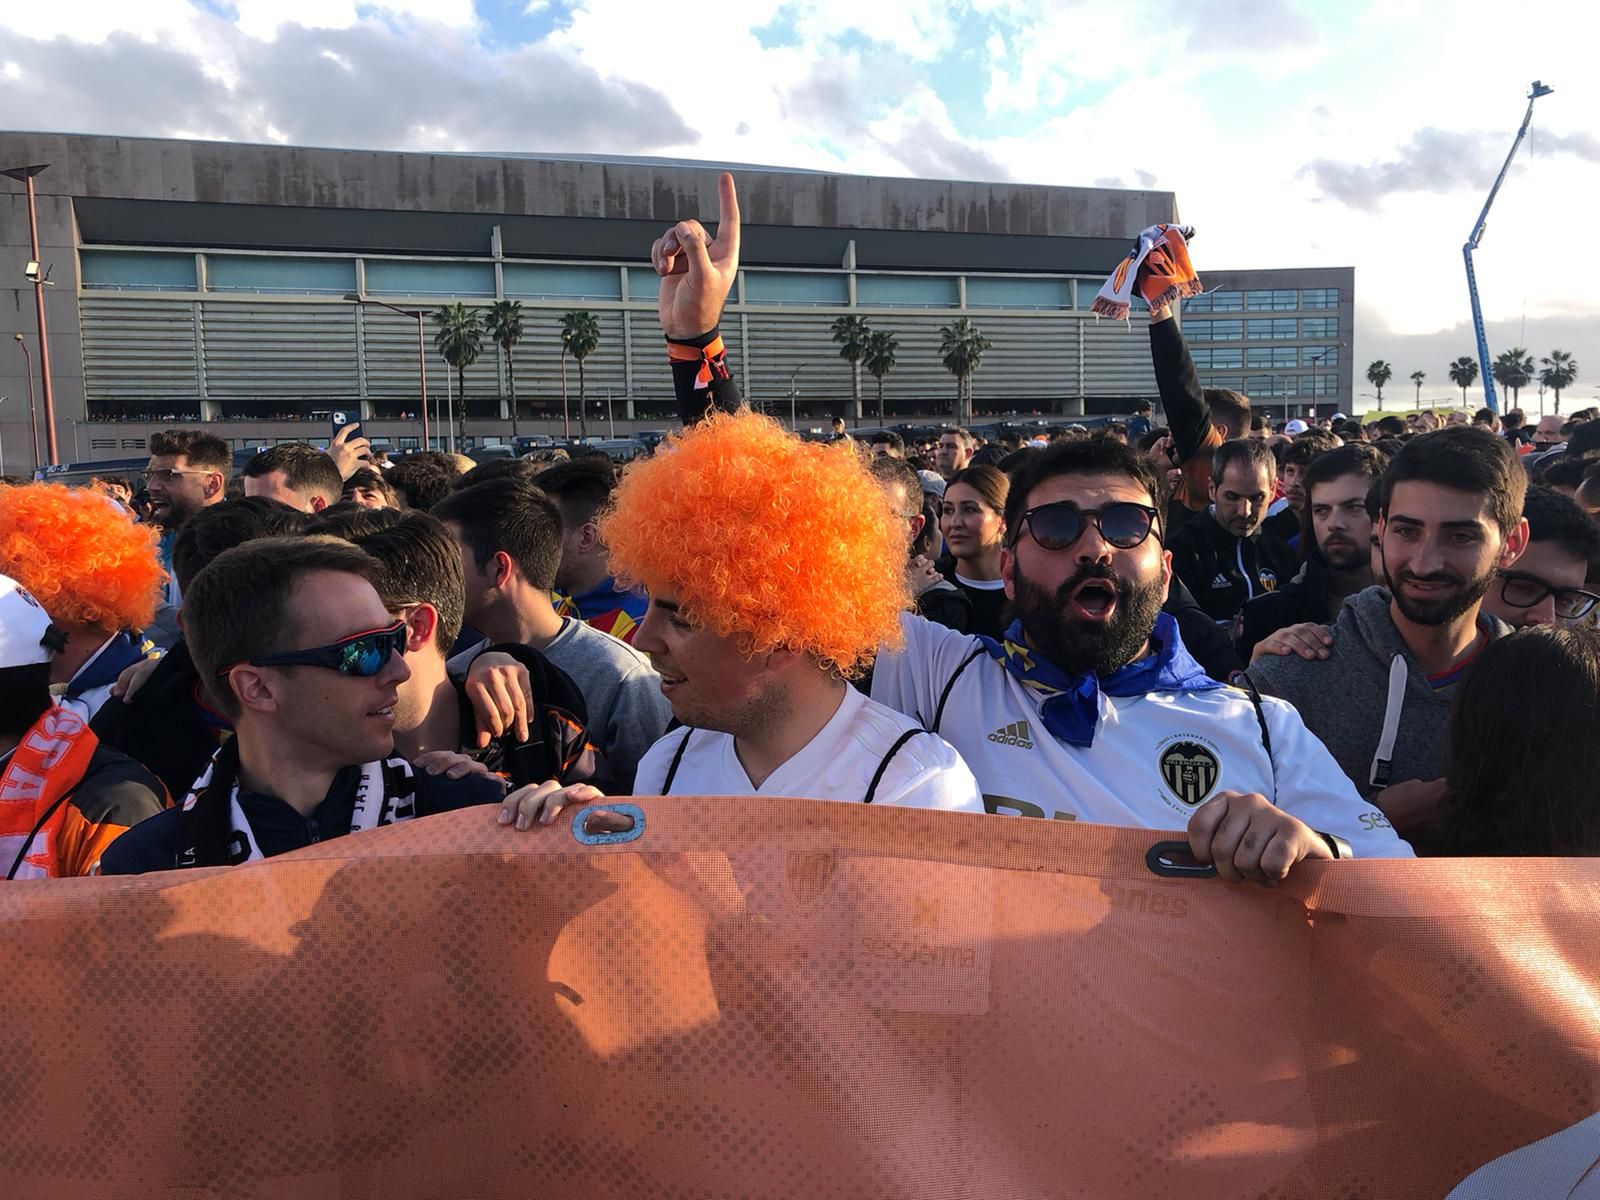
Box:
[1210,572,1232,590]
[987,720,1035,749]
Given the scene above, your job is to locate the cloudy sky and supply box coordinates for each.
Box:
[3,0,1597,411]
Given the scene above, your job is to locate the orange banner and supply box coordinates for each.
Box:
[1,798,1597,1198]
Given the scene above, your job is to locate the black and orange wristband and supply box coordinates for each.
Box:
[667,327,741,424]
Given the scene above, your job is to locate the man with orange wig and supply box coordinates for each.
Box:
[499,409,982,827]
[0,484,166,723]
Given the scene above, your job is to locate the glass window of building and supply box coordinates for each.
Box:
[1208,290,1244,311]
[857,274,959,307]
[207,256,355,295]
[80,250,198,291]
[1301,316,1339,339]
[1209,319,1244,340]
[364,260,496,297]
[503,264,622,301]
[1210,348,1243,369]
[743,271,850,305]
[1209,376,1244,391]
[1184,292,1213,312]
[1248,347,1299,368]
[1190,348,1212,369]
[1301,288,1340,309]
[965,277,1071,309]
[1247,288,1298,311]
[1248,318,1298,340]
[1302,345,1339,367]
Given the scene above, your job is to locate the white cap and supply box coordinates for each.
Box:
[1332,412,1349,421]
[1284,419,1310,435]
[917,470,946,498]
[0,574,58,670]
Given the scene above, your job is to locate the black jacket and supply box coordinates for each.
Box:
[1235,560,1337,661]
[455,642,612,791]
[99,757,504,874]
[91,639,224,801]
[1168,511,1299,624]
[1163,576,1242,681]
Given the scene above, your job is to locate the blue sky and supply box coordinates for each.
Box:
[2,0,1597,409]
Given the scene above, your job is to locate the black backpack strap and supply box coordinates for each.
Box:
[1235,672,1273,764]
[862,730,924,805]
[660,727,695,794]
[929,647,985,734]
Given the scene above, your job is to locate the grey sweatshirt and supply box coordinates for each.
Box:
[1246,586,1509,797]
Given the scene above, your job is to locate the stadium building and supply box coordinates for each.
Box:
[0,131,1352,469]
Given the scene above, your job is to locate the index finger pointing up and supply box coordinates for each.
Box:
[711,171,740,266]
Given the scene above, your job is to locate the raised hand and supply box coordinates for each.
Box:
[651,172,741,339]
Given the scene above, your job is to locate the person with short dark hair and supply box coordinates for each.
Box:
[871,456,972,634]
[535,458,648,645]
[1480,486,1600,630]
[456,457,541,489]
[1263,431,1340,542]
[1373,416,1407,439]
[935,428,974,480]
[1238,443,1388,661]
[341,466,398,509]
[1248,427,1529,840]
[145,429,232,637]
[1437,625,1600,856]
[1097,421,1129,445]
[386,455,459,511]
[93,498,309,800]
[432,479,668,792]
[1167,439,1296,624]
[1127,399,1154,441]
[0,574,166,879]
[871,435,1410,873]
[868,430,905,458]
[242,443,345,513]
[99,537,507,873]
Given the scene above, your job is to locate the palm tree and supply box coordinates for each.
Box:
[1539,349,1579,414]
[1447,356,1479,408]
[1365,360,1392,406]
[862,329,899,424]
[1492,347,1535,408]
[560,310,602,439]
[1409,370,1426,411]
[433,302,483,451]
[484,300,525,439]
[939,317,992,425]
[829,315,871,424]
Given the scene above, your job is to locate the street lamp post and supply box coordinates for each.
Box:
[2,164,58,464]
[1309,344,1344,419]
[789,365,804,431]
[13,332,40,470]
[345,293,429,451]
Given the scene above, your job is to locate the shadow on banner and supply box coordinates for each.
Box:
[0,797,1597,1198]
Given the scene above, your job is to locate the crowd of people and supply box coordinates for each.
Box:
[2,171,1597,885]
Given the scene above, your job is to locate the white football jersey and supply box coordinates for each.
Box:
[871,614,1412,857]
[634,683,985,813]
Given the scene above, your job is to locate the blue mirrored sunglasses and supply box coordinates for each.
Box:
[218,620,407,679]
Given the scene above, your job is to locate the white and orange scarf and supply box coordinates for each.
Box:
[1091,223,1202,320]
[0,706,99,880]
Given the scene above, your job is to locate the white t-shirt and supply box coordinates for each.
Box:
[870,613,1413,857]
[632,684,984,812]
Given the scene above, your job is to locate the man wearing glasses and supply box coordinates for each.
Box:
[871,437,1411,881]
[1482,486,1600,630]
[100,536,506,872]
[144,430,232,648]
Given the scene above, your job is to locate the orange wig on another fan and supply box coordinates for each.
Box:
[0,483,165,633]
[599,411,910,676]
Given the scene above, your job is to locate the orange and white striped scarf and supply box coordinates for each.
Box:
[1090,223,1202,320]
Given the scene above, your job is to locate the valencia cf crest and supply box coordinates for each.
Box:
[1159,740,1220,807]
[1258,569,1279,593]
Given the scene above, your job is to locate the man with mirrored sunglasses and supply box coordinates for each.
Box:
[1481,486,1600,630]
[101,537,508,873]
[871,437,1411,884]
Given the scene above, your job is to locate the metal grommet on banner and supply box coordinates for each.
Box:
[1144,840,1218,879]
[570,803,645,846]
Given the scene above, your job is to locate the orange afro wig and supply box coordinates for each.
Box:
[0,484,165,632]
[599,410,910,675]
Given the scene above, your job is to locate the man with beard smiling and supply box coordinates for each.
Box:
[871,437,1410,880]
[1247,427,1527,834]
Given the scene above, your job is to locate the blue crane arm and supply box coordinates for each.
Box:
[1463,82,1551,414]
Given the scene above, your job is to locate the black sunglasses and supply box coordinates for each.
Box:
[217,620,408,679]
[1017,501,1162,551]
[1495,571,1600,621]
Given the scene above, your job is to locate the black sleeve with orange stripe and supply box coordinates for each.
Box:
[669,329,741,424]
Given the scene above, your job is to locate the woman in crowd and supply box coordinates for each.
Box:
[937,465,1010,641]
[1438,625,1600,856]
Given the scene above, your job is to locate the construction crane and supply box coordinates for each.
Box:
[1464,80,1553,413]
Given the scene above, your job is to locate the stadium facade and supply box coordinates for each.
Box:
[0,132,1352,470]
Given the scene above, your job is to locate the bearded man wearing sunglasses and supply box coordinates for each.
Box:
[870,437,1412,882]
[101,536,507,873]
